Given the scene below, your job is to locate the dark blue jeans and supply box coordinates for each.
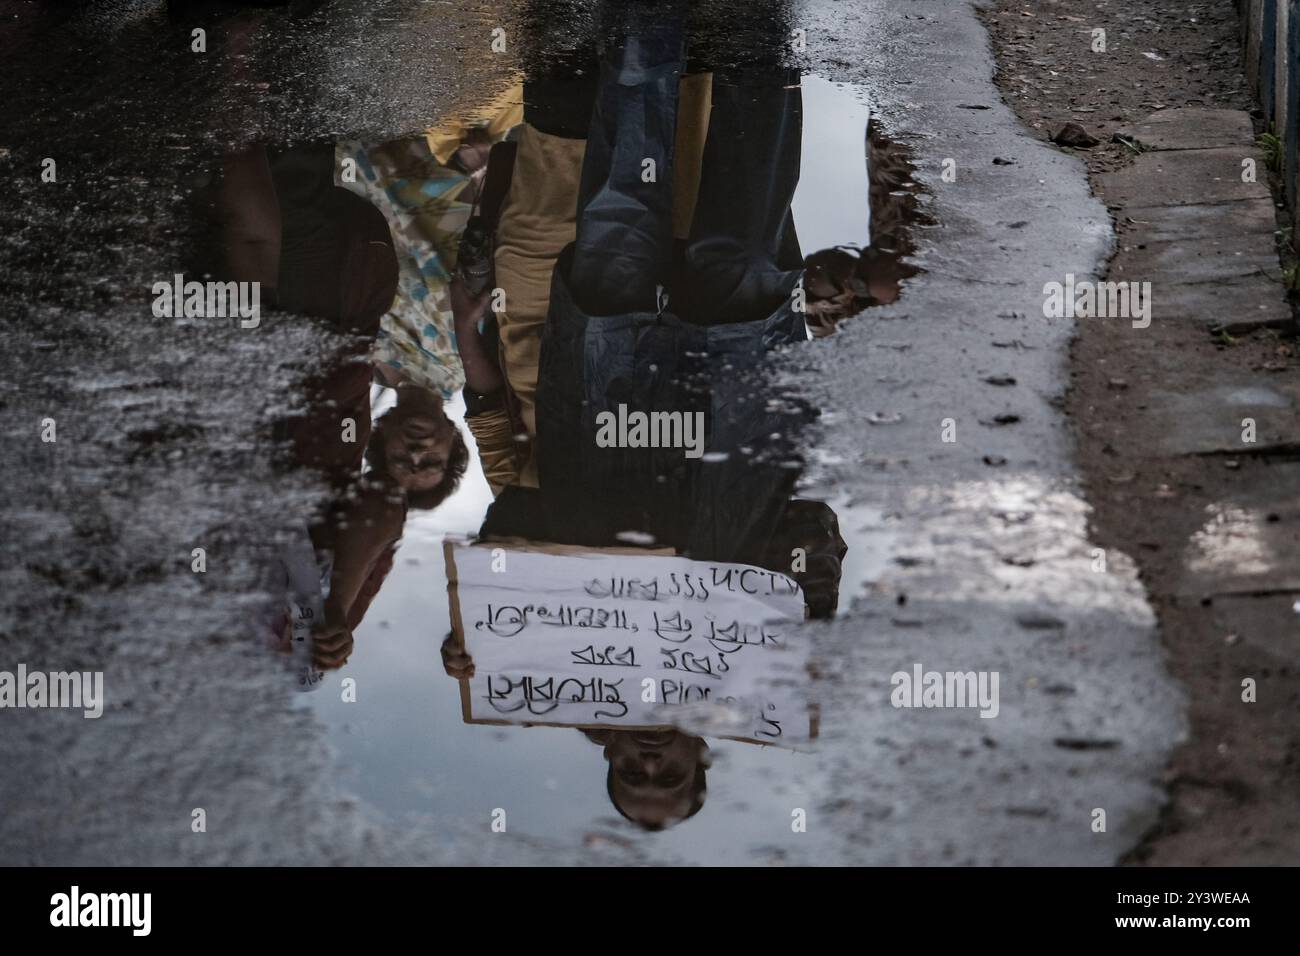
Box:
[566,23,804,324]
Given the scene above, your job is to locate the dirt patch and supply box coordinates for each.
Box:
[980,0,1300,864]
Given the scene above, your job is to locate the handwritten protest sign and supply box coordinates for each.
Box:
[444,539,816,745]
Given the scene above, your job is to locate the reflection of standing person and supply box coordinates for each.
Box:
[220,143,468,668]
[524,16,813,562]
[456,12,848,609]
[802,123,920,336]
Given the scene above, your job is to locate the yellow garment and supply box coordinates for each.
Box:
[491,125,586,488]
[464,407,521,497]
[425,81,526,166]
[672,72,712,239]
[478,74,714,491]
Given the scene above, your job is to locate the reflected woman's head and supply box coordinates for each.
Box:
[367,385,468,509]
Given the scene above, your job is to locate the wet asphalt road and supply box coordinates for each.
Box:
[0,0,1184,864]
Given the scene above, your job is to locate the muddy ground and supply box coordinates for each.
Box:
[981,0,1300,864]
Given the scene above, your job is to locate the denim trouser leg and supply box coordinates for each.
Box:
[567,24,687,317]
[677,70,805,325]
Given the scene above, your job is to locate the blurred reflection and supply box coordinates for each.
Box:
[212,139,472,674]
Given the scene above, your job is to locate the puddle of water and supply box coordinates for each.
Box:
[792,75,873,252]
[168,21,922,858]
[300,494,829,860]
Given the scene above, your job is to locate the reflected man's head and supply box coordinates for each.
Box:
[584,729,709,831]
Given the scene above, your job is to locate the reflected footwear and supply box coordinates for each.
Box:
[596,0,689,84]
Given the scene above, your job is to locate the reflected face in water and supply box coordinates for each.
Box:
[377,386,457,493]
[597,730,709,830]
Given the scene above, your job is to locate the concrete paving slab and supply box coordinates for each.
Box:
[1208,594,1300,661]
[1170,462,1300,597]
[1101,112,1291,334]
[1142,376,1300,455]
[1129,278,1292,332]
[1116,108,1256,151]
[1101,148,1273,207]
[1120,198,1280,242]
[1118,235,1280,285]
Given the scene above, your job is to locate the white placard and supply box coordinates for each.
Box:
[445,539,816,744]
